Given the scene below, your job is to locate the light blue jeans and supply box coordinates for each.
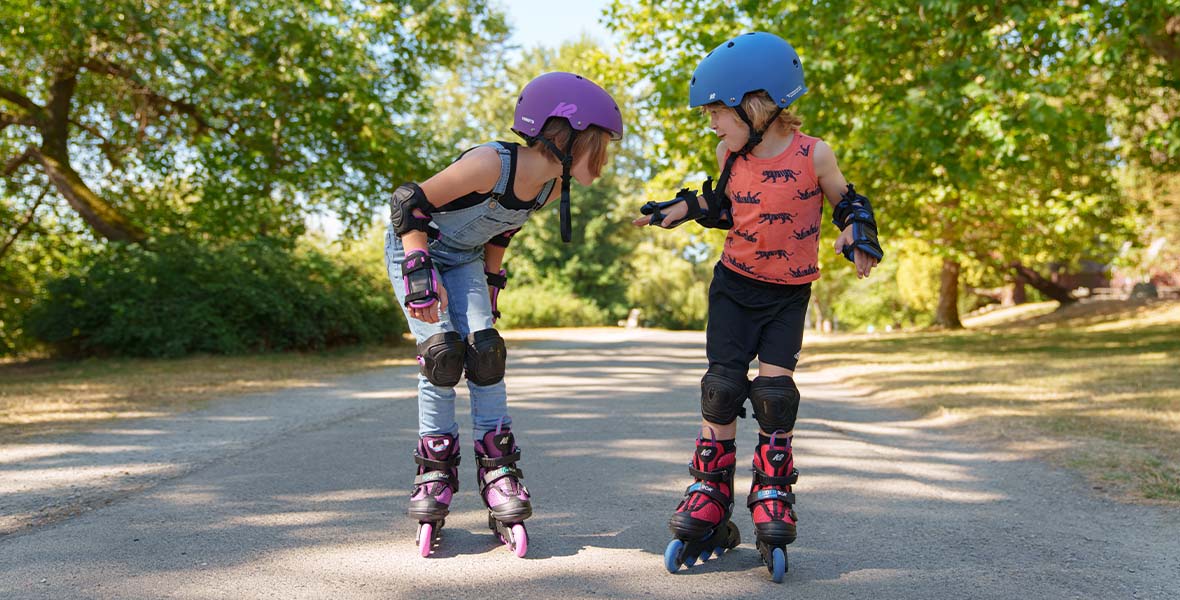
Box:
[384,230,510,439]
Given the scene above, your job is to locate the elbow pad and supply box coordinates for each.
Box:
[391,183,439,238]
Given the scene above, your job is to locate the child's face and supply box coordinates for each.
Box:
[705,104,748,153]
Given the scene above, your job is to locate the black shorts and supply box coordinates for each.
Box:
[705,262,811,375]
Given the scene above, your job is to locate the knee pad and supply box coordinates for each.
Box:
[464,328,506,386]
[700,365,750,425]
[417,331,465,387]
[749,376,800,433]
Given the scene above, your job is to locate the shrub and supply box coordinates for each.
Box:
[25,237,405,357]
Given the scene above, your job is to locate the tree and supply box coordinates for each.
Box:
[1,0,508,243]
[606,1,1166,327]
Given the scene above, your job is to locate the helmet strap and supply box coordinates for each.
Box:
[533,132,578,243]
[716,105,784,200]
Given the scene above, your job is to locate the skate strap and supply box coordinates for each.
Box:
[752,466,798,487]
[480,465,524,487]
[476,451,521,468]
[414,453,461,470]
[685,481,733,508]
[414,470,457,487]
[689,464,734,483]
[746,488,796,507]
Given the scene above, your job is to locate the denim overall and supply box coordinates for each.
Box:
[385,142,555,438]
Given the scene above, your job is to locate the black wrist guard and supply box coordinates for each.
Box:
[832,184,884,262]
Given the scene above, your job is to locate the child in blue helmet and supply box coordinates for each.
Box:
[388,72,624,557]
[634,32,883,581]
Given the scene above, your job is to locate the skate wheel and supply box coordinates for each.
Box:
[684,554,697,567]
[770,547,787,583]
[698,550,711,563]
[510,523,528,558]
[417,522,433,558]
[663,539,685,573]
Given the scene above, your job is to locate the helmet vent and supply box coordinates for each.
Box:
[691,76,696,85]
[727,41,735,48]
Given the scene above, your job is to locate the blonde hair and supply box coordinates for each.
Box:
[705,91,802,135]
[532,118,612,177]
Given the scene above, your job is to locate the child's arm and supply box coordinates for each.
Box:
[631,142,733,229]
[482,242,508,323]
[814,141,880,279]
[392,147,501,323]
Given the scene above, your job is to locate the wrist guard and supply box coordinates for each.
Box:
[486,269,507,322]
[832,184,884,262]
[402,250,440,309]
[391,183,439,238]
[639,177,733,230]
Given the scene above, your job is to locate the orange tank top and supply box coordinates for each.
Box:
[719,132,823,285]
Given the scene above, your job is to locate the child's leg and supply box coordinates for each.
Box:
[438,258,530,529]
[746,283,810,547]
[669,265,760,543]
[384,231,462,437]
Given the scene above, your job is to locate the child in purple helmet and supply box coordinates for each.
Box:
[386,72,624,557]
[634,32,883,581]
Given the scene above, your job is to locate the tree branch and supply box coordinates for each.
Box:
[0,187,49,262]
[3,146,35,177]
[83,58,215,133]
[69,118,129,169]
[0,85,42,116]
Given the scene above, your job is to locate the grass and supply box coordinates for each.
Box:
[0,342,418,442]
[804,299,1180,504]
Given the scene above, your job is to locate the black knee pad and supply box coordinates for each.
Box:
[700,365,750,425]
[417,331,465,387]
[749,375,800,433]
[464,328,506,386]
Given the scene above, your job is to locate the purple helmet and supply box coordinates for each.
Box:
[512,72,624,141]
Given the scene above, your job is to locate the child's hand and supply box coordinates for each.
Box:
[632,200,689,228]
[410,284,449,323]
[834,226,879,279]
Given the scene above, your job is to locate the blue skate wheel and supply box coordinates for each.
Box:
[684,554,697,567]
[771,547,786,583]
[664,539,685,573]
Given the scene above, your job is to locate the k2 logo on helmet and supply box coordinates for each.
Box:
[550,102,578,118]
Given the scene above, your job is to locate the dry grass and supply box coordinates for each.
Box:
[0,343,418,442]
[805,299,1180,503]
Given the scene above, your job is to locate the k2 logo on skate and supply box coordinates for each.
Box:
[761,168,799,184]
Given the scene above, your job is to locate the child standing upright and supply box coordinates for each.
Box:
[387,72,624,558]
[633,32,882,582]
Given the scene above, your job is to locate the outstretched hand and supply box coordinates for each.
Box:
[834,226,878,278]
[632,200,689,228]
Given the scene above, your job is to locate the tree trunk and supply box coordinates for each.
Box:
[1010,262,1077,305]
[32,148,146,243]
[33,65,146,243]
[936,258,963,329]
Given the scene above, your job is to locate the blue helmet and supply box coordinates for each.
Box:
[689,32,807,109]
